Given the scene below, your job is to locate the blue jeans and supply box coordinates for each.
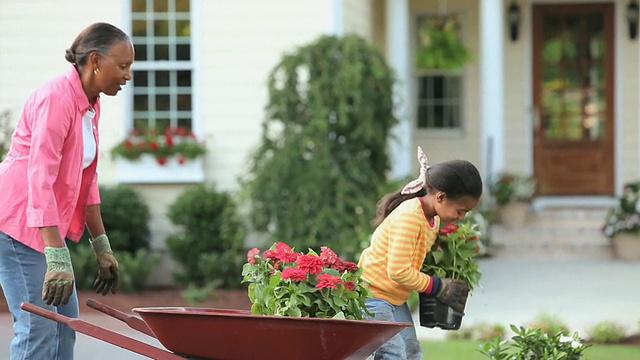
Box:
[364,297,421,360]
[0,232,77,360]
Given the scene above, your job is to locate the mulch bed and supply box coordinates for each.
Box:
[617,334,640,345]
[0,288,252,314]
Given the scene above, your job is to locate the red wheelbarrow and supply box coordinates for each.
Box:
[20,299,410,360]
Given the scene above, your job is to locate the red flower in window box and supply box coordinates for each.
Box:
[111,126,206,164]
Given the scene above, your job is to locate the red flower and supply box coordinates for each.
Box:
[247,248,260,265]
[439,223,459,236]
[320,246,339,266]
[156,156,167,165]
[149,141,160,151]
[177,154,186,164]
[165,133,174,147]
[274,242,298,263]
[264,249,278,261]
[176,127,188,136]
[296,254,324,275]
[316,273,341,290]
[343,280,355,291]
[124,139,133,150]
[340,261,358,273]
[281,267,308,282]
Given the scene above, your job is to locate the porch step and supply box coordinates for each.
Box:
[488,206,614,259]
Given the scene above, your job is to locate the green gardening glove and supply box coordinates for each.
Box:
[436,278,470,313]
[90,234,120,295]
[42,246,75,306]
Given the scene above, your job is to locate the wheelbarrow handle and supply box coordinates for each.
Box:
[86,298,156,338]
[20,302,185,360]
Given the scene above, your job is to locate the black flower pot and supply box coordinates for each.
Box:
[418,292,464,330]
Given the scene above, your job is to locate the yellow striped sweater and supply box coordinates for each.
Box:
[358,197,440,305]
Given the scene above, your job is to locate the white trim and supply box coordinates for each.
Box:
[615,0,624,196]
[191,0,203,137]
[122,0,134,132]
[117,155,204,184]
[329,0,344,36]
[386,0,412,179]
[532,196,616,211]
[523,1,534,174]
[480,0,504,178]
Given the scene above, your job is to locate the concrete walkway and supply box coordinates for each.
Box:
[416,257,640,341]
[0,257,638,358]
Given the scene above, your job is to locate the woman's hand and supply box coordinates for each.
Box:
[90,234,119,295]
[42,246,75,306]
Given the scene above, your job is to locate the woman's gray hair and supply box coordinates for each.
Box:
[65,22,130,66]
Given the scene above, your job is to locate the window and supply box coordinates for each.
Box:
[416,73,461,128]
[130,0,192,133]
[414,14,468,130]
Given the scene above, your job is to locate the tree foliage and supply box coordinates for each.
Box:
[242,34,397,259]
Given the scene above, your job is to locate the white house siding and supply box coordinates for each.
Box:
[342,0,375,41]
[199,0,334,192]
[0,0,338,285]
[407,0,483,173]
[0,1,126,162]
[503,0,532,175]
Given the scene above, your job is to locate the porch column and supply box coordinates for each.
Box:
[480,0,505,177]
[329,0,344,36]
[386,0,412,179]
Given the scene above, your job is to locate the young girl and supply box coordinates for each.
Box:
[358,147,483,360]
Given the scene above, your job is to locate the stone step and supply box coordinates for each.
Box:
[489,205,614,259]
[489,243,614,260]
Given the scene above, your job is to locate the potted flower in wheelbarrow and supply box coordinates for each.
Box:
[420,219,484,330]
[242,242,373,319]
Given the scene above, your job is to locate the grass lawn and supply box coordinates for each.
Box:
[420,340,640,359]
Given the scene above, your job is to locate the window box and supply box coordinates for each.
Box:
[116,154,204,184]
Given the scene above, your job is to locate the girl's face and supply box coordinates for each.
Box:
[433,192,479,224]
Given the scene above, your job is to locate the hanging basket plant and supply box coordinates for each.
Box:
[416,15,472,70]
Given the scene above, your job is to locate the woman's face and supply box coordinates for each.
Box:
[95,40,134,96]
[433,193,479,224]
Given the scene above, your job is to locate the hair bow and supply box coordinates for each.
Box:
[400,146,430,195]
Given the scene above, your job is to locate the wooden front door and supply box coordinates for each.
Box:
[533,4,614,195]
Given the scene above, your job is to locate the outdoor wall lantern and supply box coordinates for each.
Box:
[628,0,639,40]
[507,0,521,42]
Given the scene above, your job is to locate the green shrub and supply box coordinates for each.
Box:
[529,312,571,337]
[68,241,96,290]
[68,184,155,292]
[116,249,161,293]
[181,282,220,306]
[587,321,626,344]
[242,34,397,260]
[79,184,151,253]
[166,184,246,289]
[480,325,590,360]
[447,322,506,341]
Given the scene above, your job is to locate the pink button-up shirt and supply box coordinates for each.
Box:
[0,66,101,252]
